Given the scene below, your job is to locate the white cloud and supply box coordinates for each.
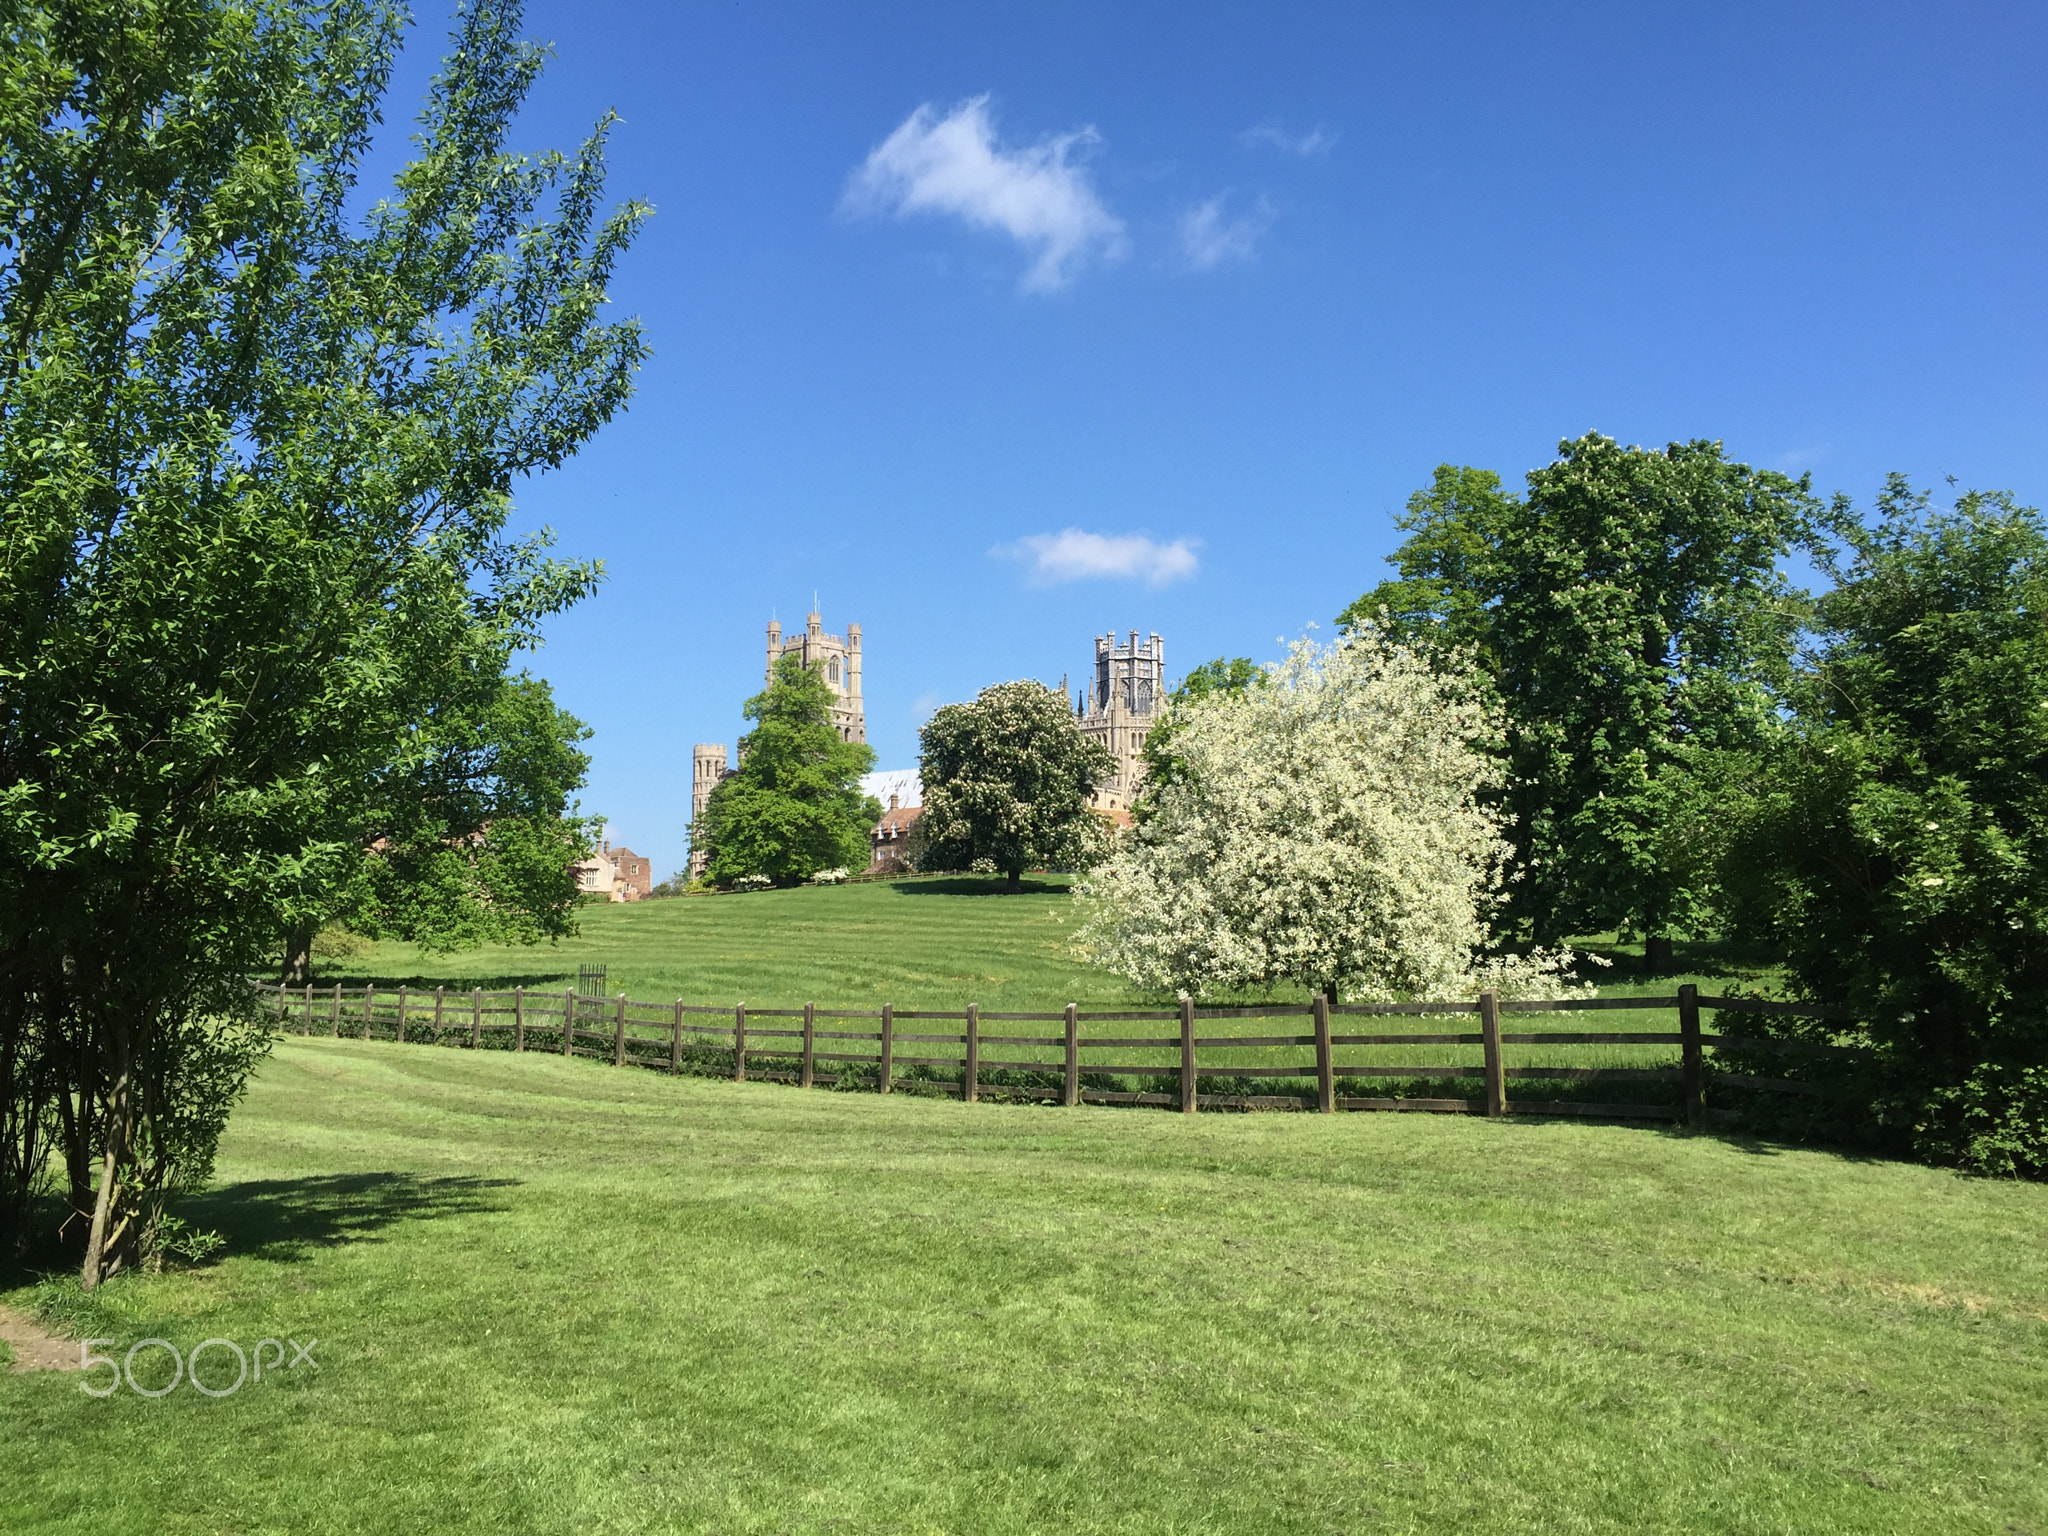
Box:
[1179,192,1275,269]
[995,529,1200,587]
[844,95,1125,292]
[1240,121,1338,157]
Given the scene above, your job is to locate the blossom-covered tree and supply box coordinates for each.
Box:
[913,682,1112,891]
[1075,633,1578,1002]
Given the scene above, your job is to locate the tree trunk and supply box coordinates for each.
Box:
[1005,868,1022,893]
[282,924,314,986]
[79,1023,132,1290]
[58,1058,93,1236]
[1644,934,1674,976]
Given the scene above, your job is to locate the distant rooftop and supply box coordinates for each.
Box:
[861,768,921,809]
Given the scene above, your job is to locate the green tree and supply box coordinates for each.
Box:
[0,0,646,1278]
[1340,435,1817,967]
[914,681,1113,891]
[1337,464,1516,671]
[1134,656,1261,821]
[693,656,878,886]
[1723,479,2048,1176]
[328,673,599,965]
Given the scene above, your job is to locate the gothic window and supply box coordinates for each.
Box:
[829,657,840,684]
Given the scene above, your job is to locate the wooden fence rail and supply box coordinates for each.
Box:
[259,980,1866,1128]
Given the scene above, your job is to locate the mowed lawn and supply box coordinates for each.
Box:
[4,1038,2045,1534]
[327,875,1119,1010]
[319,874,1763,1012]
[313,876,1793,1095]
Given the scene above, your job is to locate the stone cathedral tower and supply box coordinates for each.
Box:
[766,609,865,743]
[690,607,865,877]
[1073,628,1164,817]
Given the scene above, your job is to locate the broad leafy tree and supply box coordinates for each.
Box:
[1078,635,1578,1001]
[1342,435,1816,966]
[914,681,1113,891]
[692,656,878,886]
[1723,480,2048,1176]
[0,0,646,1278]
[328,673,599,966]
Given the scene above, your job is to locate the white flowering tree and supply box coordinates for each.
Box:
[1074,632,1579,1001]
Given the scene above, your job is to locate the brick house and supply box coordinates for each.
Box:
[870,796,922,869]
[574,836,653,902]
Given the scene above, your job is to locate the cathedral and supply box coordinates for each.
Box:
[691,615,1166,879]
[1072,628,1164,818]
[691,608,866,877]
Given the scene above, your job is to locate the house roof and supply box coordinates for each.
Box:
[860,768,921,808]
[873,805,923,837]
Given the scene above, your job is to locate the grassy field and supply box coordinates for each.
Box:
[310,875,1794,1107]
[319,874,1770,1009]
[323,875,1135,1010]
[5,1037,2046,1533]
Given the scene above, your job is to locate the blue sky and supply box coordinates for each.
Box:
[380,1,2047,879]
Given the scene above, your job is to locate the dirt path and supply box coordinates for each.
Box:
[0,1304,78,1372]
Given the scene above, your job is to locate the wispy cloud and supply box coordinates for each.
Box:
[1240,121,1338,158]
[1771,441,1832,474]
[843,95,1125,292]
[994,529,1200,587]
[1179,192,1275,269]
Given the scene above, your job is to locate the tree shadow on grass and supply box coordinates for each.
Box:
[176,1172,519,1265]
[309,973,576,991]
[1567,934,1785,985]
[886,876,1073,897]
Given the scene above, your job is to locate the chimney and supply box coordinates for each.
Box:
[889,793,899,812]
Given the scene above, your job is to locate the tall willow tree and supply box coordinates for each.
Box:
[0,0,647,1279]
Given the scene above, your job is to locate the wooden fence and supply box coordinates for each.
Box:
[259,982,1865,1128]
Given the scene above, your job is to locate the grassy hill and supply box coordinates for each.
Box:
[5,1038,2044,1533]
[316,874,1773,1012]
[323,875,1114,1010]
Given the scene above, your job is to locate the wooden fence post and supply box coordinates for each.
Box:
[614,994,627,1067]
[329,983,342,1038]
[964,1003,979,1104]
[733,1003,747,1083]
[878,1003,894,1094]
[276,982,287,1026]
[514,987,525,1052]
[361,985,373,1041]
[1314,991,1334,1113]
[1063,1002,1080,1107]
[432,985,444,1040]
[395,985,408,1044]
[800,1003,815,1089]
[671,1000,684,1075]
[302,983,314,1035]
[471,988,482,1049]
[1179,996,1197,1114]
[562,990,575,1057]
[1679,982,1704,1129]
[1480,989,1504,1117]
